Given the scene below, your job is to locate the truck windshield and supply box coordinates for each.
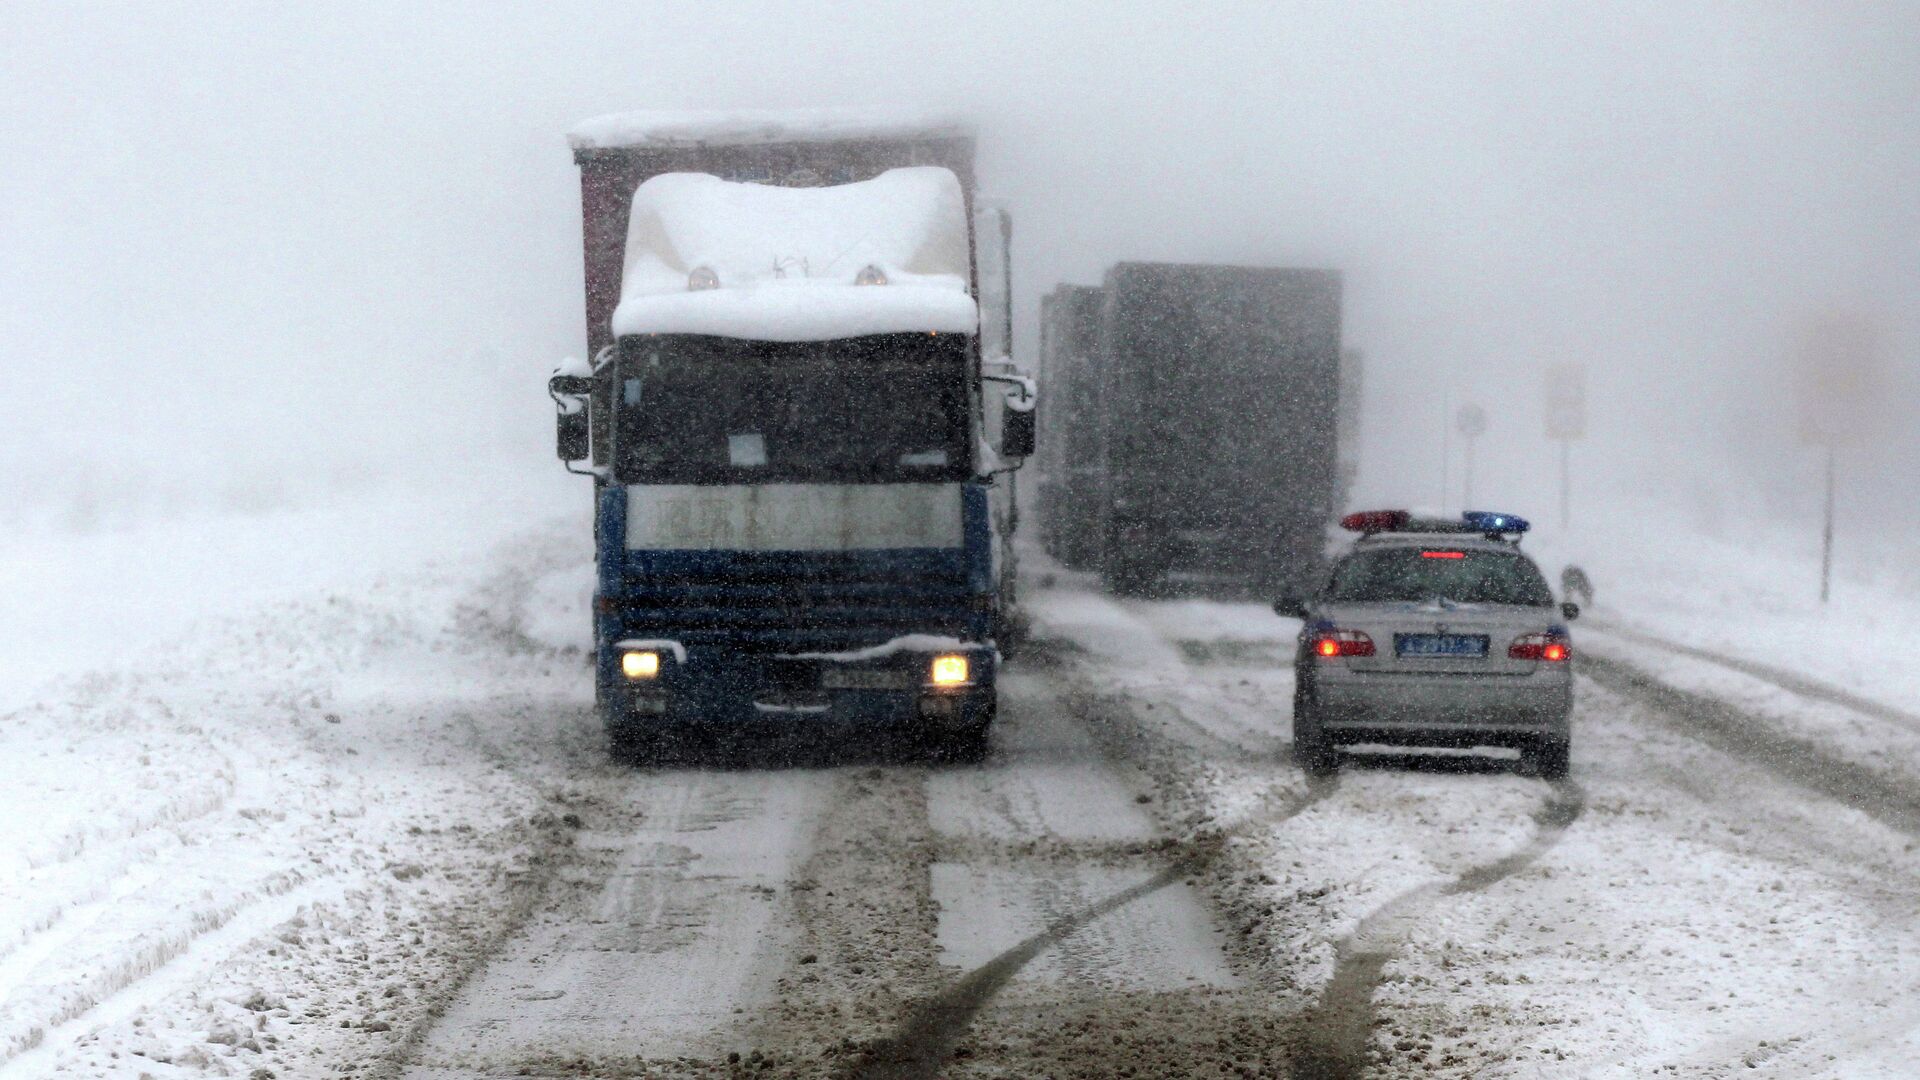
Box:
[613,333,971,484]
[1325,547,1554,606]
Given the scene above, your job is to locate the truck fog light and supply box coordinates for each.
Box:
[633,696,668,715]
[920,695,958,718]
[930,654,969,686]
[622,650,661,679]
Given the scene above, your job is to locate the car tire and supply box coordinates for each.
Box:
[1291,691,1338,776]
[1525,736,1571,780]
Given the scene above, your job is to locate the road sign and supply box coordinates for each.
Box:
[1544,363,1586,441]
[1796,312,1885,447]
[1792,310,1888,602]
[1455,403,1487,439]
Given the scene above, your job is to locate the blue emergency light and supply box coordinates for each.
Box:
[1462,511,1529,535]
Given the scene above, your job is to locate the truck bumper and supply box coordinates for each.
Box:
[599,644,998,734]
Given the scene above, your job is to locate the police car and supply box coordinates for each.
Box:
[1273,510,1577,778]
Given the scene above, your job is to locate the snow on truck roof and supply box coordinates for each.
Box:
[568,107,973,151]
[611,166,977,342]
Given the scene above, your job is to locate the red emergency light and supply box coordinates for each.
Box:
[1340,510,1411,533]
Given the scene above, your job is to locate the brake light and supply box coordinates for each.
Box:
[1312,629,1375,658]
[1421,550,1466,559]
[1510,633,1571,661]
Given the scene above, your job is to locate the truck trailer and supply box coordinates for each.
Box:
[548,109,1032,763]
[1039,263,1345,598]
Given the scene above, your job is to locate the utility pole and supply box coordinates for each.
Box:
[1560,440,1571,530]
[1795,311,1886,605]
[1820,444,1835,603]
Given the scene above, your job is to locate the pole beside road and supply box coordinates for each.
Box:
[1795,311,1888,604]
[1543,363,1586,531]
[1456,402,1487,509]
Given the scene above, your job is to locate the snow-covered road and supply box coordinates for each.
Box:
[7,525,1920,1078]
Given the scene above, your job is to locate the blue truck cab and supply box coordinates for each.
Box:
[548,110,1030,762]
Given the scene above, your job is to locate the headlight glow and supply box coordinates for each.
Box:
[621,650,661,679]
[930,654,970,686]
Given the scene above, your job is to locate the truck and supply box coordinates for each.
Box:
[547,109,1033,764]
[1037,263,1347,598]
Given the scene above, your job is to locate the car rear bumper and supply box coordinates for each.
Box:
[1312,673,1571,744]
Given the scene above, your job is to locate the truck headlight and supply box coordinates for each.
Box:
[621,650,661,680]
[930,654,969,686]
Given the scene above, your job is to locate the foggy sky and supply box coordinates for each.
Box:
[5,2,1917,529]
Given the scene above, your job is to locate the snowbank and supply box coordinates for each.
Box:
[568,107,972,151]
[0,472,599,1077]
[611,167,976,341]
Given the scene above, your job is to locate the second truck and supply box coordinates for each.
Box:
[1038,262,1350,598]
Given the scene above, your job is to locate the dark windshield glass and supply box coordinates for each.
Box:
[1325,547,1554,606]
[613,333,970,484]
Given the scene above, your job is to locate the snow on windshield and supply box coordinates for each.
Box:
[611,167,977,341]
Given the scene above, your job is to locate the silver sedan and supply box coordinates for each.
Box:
[1275,512,1577,777]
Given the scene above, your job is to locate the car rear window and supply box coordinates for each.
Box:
[1325,547,1554,606]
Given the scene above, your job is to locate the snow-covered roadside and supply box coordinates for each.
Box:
[1578,623,1920,798]
[1026,572,1920,1077]
[1510,493,1920,797]
[0,463,572,715]
[0,491,610,1078]
[1524,498,1920,722]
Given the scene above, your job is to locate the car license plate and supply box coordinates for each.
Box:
[1395,633,1488,658]
[822,669,914,691]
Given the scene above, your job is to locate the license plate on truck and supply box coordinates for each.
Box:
[1394,634,1489,658]
[822,669,915,690]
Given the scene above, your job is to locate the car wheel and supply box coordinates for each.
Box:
[1524,736,1571,780]
[1291,691,1338,776]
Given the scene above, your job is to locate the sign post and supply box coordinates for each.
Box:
[1543,364,1587,530]
[1795,312,1886,604]
[1455,403,1488,509]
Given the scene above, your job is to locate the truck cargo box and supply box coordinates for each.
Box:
[1080,263,1344,596]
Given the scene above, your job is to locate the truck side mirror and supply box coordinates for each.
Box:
[1273,595,1310,619]
[556,408,589,461]
[1560,601,1581,621]
[550,374,592,462]
[1000,402,1035,459]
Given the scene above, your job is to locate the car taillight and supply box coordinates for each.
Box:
[1312,629,1376,658]
[1510,633,1571,661]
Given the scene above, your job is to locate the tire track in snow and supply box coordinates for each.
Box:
[1582,652,1920,837]
[848,780,1335,1080]
[1587,618,1920,734]
[0,870,344,1076]
[1286,780,1586,1080]
[372,533,613,1080]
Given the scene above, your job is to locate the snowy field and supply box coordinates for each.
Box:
[0,466,606,1078]
[5,489,1920,1077]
